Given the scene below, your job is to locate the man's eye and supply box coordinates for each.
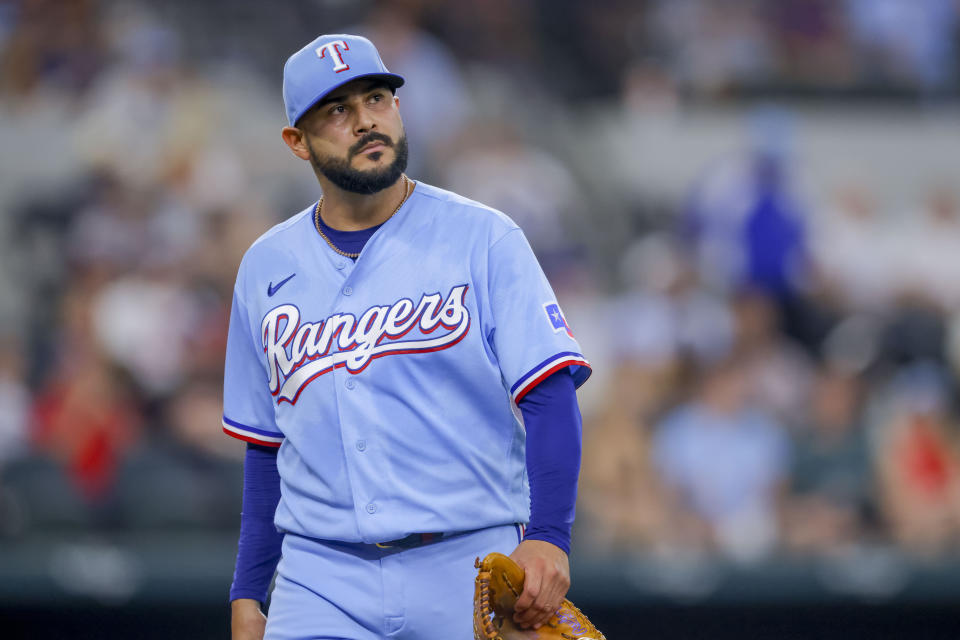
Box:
[331,105,346,114]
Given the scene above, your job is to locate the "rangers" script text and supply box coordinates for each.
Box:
[262,285,470,404]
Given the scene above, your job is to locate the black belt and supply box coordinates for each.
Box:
[375,532,446,549]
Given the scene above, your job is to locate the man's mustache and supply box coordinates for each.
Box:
[349,133,394,157]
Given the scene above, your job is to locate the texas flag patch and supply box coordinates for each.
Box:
[543,302,574,338]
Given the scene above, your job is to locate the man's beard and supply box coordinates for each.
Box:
[307,132,409,195]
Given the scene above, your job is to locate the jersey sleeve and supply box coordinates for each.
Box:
[222,289,284,447]
[486,228,591,403]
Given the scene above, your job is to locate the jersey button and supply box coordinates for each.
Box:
[343,286,353,296]
[356,439,366,451]
[345,379,356,390]
[365,503,377,514]
[335,261,346,270]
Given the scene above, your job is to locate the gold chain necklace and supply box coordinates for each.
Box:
[314,175,412,259]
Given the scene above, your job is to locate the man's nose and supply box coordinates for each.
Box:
[354,109,377,136]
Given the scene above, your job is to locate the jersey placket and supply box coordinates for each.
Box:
[328,260,390,542]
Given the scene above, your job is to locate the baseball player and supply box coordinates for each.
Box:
[223,34,591,640]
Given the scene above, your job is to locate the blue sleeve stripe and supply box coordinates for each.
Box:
[222,416,284,445]
[510,352,591,402]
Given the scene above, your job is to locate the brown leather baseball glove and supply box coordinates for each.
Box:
[473,552,606,640]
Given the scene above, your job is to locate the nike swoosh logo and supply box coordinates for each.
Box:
[267,273,296,297]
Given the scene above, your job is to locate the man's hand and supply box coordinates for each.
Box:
[508,539,570,630]
[231,598,267,640]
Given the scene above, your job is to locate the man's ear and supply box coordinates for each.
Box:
[281,126,311,161]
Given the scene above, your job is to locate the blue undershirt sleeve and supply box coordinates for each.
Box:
[230,443,284,603]
[517,369,582,555]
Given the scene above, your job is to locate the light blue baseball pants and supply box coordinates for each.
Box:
[264,523,523,640]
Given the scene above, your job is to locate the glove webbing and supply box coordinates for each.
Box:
[476,557,517,639]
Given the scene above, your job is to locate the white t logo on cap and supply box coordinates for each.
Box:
[315,40,350,73]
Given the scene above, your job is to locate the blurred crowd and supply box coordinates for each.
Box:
[1,0,960,564]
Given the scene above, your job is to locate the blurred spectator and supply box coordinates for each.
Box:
[810,185,901,312]
[620,58,681,116]
[871,363,960,552]
[91,273,201,397]
[614,233,734,367]
[31,357,141,502]
[844,0,958,90]
[578,359,675,553]
[682,110,809,300]
[732,290,814,427]
[0,339,30,465]
[185,203,276,300]
[771,0,855,86]
[648,0,775,95]
[535,0,641,101]
[896,188,960,312]
[167,377,243,462]
[30,282,143,501]
[783,366,874,552]
[0,0,105,101]
[653,355,791,560]
[428,0,539,82]
[881,303,947,367]
[71,14,213,191]
[442,118,585,260]
[67,171,152,272]
[947,313,960,384]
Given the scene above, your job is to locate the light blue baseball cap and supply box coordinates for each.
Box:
[282,34,405,127]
